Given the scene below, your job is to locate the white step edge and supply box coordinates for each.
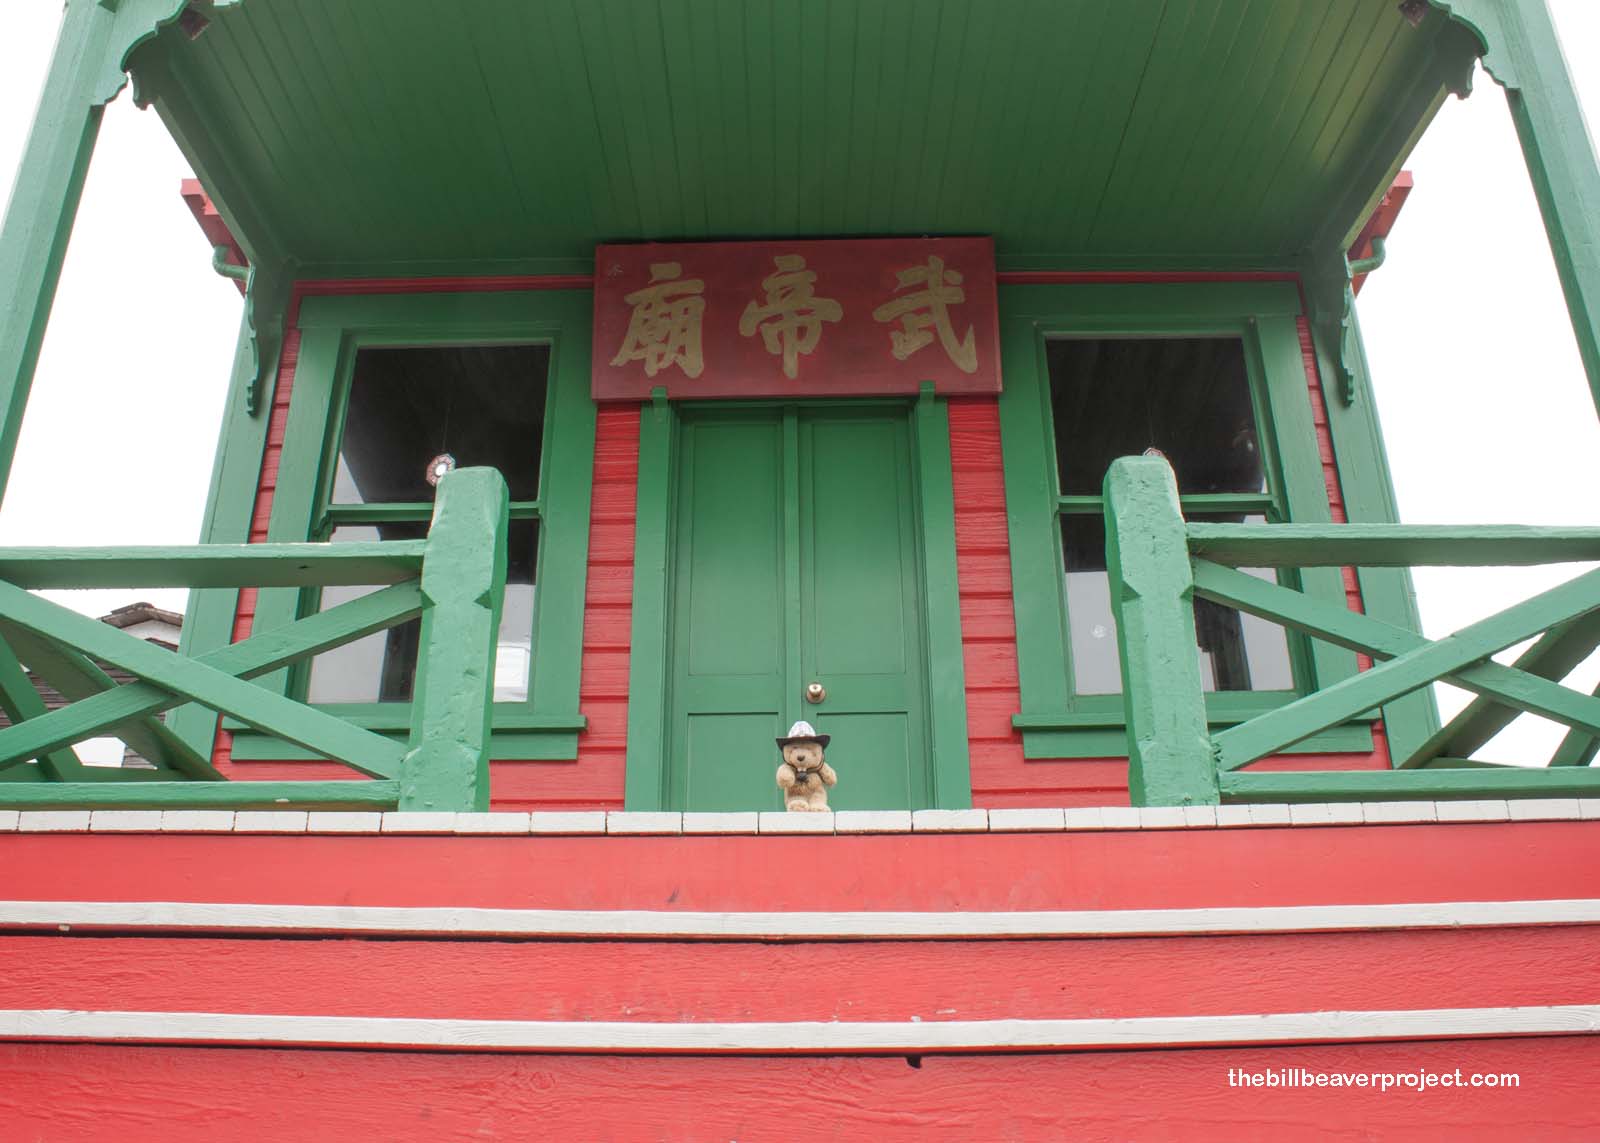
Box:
[1,1004,1594,1053]
[2,802,1591,836]
[6,897,1599,940]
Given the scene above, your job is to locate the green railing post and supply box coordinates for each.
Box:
[1104,456,1218,806]
[400,467,509,812]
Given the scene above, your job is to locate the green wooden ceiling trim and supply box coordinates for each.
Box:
[126,0,1472,276]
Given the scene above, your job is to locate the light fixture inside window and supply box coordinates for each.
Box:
[425,453,457,487]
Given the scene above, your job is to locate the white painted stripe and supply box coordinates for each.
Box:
[5,898,1600,940]
[0,1005,1594,1052]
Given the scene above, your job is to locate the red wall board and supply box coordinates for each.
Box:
[5,823,1597,912]
[1,1038,1591,1142]
[6,926,1597,1025]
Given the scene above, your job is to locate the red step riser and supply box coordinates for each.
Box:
[3,926,1597,1023]
[4,822,1597,911]
[0,1039,1592,1142]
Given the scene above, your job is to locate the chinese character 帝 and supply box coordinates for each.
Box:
[738,254,844,379]
[611,261,706,378]
[871,254,978,374]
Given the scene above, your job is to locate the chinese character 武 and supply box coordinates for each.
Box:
[871,254,978,374]
[611,261,706,378]
[738,254,844,379]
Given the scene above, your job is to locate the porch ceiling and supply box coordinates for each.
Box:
[130,0,1479,276]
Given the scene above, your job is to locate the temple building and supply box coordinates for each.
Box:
[1,1,1597,1136]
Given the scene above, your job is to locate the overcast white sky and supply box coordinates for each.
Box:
[1,2,1598,764]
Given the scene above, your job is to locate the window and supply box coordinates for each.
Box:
[1048,337,1294,696]
[997,283,1374,759]
[207,289,596,765]
[307,345,548,704]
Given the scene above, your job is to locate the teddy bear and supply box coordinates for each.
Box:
[775,720,837,812]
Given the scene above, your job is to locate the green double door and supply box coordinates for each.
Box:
[667,404,931,811]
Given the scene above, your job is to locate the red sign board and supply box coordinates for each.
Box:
[592,237,999,400]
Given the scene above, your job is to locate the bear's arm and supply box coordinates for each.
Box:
[819,762,838,786]
[776,763,797,790]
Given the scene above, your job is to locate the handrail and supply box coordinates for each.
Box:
[0,468,508,813]
[1104,455,1600,806]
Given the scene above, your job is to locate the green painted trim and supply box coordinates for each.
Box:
[0,633,86,780]
[913,385,973,810]
[0,583,422,772]
[0,579,407,781]
[1254,315,1359,694]
[1308,307,1440,767]
[0,544,424,589]
[623,391,676,811]
[1020,724,1373,761]
[0,780,400,810]
[1431,0,1600,418]
[1103,458,1217,806]
[1186,524,1600,567]
[1401,611,1600,767]
[169,308,274,757]
[1221,766,1600,803]
[400,468,509,812]
[1210,565,1600,769]
[225,730,580,763]
[0,0,187,510]
[0,624,220,780]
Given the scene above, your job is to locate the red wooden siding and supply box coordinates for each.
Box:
[531,403,638,809]
[948,398,1123,808]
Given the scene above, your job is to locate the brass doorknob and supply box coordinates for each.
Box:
[805,682,826,704]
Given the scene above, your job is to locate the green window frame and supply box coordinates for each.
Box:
[223,289,595,762]
[999,281,1385,760]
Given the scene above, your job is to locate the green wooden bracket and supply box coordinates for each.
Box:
[1299,252,1363,408]
[400,467,510,812]
[1428,0,1600,426]
[1102,457,1217,807]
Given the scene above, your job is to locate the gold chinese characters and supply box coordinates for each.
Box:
[610,252,979,381]
[738,254,843,379]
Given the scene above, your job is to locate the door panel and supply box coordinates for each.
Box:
[667,412,786,810]
[799,410,927,810]
[666,405,929,811]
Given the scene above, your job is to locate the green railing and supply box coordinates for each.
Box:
[1105,455,1600,806]
[0,467,509,812]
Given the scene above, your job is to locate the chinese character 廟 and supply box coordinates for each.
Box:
[611,261,706,379]
[738,254,843,379]
[871,254,978,374]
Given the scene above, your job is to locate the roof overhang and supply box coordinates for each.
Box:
[129,1,1482,278]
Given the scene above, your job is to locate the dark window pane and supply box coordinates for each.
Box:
[1047,337,1265,497]
[307,522,428,703]
[307,520,539,704]
[1062,514,1293,694]
[332,344,549,504]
